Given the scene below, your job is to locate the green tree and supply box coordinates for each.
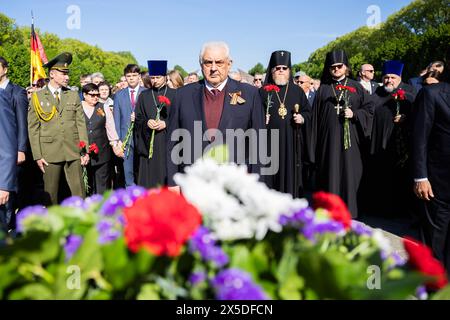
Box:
[173,65,188,79]
[248,63,265,76]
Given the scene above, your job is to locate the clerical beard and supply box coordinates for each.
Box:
[273,74,289,86]
[383,85,395,93]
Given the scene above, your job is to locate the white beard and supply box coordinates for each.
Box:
[274,79,289,86]
[383,85,395,93]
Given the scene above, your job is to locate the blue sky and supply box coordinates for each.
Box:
[2,0,413,73]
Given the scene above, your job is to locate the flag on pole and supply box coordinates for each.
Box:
[30,14,48,85]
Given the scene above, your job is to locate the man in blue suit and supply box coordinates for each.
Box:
[0,85,19,233]
[113,64,145,187]
[0,57,31,211]
[167,41,265,189]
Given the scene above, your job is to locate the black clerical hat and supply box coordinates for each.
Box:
[43,52,72,72]
[324,50,349,67]
[269,50,292,69]
[147,60,167,76]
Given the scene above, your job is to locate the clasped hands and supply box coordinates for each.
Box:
[147,119,166,131]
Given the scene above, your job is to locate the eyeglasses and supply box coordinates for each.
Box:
[254,78,262,82]
[202,60,226,68]
[298,81,307,84]
[364,70,375,73]
[86,93,100,98]
[330,64,344,70]
[274,66,288,71]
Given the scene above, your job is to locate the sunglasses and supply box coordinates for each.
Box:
[364,70,374,73]
[330,64,344,70]
[274,66,288,71]
[298,81,308,84]
[86,93,100,98]
[202,60,226,68]
[254,78,262,81]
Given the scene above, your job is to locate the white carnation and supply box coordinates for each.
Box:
[174,158,308,241]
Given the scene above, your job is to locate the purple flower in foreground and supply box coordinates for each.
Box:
[351,221,373,236]
[16,206,48,233]
[302,220,345,241]
[61,196,87,209]
[189,271,207,286]
[97,219,121,244]
[85,194,103,207]
[64,234,83,260]
[279,207,315,226]
[211,269,268,300]
[416,286,428,300]
[190,227,229,267]
[100,187,146,217]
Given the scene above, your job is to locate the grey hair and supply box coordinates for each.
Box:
[91,72,105,80]
[199,41,232,64]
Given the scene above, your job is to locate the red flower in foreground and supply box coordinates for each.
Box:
[157,95,171,106]
[312,191,352,229]
[88,143,99,155]
[392,88,406,100]
[336,85,356,93]
[263,84,280,93]
[403,237,448,290]
[124,188,202,257]
[78,141,86,149]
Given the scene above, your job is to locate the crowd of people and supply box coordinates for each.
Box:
[0,42,449,274]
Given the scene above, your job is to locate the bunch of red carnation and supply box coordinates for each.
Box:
[263,84,280,93]
[336,84,356,93]
[124,188,202,257]
[78,141,99,156]
[312,191,352,230]
[157,95,171,106]
[392,88,406,100]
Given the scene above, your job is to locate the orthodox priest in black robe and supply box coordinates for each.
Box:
[135,60,175,188]
[309,50,374,217]
[260,50,312,198]
[368,60,416,217]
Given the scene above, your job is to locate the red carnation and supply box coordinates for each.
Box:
[88,143,99,155]
[312,191,352,229]
[78,141,86,149]
[336,85,356,93]
[124,188,202,257]
[157,95,171,106]
[392,88,406,100]
[403,237,448,290]
[263,84,280,93]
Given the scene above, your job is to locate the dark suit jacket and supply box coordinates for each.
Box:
[412,82,450,202]
[0,89,18,192]
[166,78,265,186]
[5,82,28,153]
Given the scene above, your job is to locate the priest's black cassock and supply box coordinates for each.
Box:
[368,82,416,216]
[134,85,176,188]
[260,51,312,198]
[309,51,374,217]
[261,82,312,197]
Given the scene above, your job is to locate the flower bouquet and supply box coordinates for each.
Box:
[263,84,280,125]
[149,95,171,159]
[1,153,449,300]
[336,84,356,150]
[78,141,99,194]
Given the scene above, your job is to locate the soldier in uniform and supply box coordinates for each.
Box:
[28,52,89,205]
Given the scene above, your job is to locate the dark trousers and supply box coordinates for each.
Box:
[423,197,450,276]
[0,192,15,234]
[88,161,112,195]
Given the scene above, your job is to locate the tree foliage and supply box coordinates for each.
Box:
[248,63,266,76]
[295,0,449,80]
[0,13,139,88]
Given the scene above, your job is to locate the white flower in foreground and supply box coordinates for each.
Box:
[372,229,393,254]
[174,158,308,241]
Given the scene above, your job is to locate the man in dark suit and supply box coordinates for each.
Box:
[113,64,145,187]
[412,80,450,276]
[0,84,18,234]
[0,57,34,213]
[167,41,265,189]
